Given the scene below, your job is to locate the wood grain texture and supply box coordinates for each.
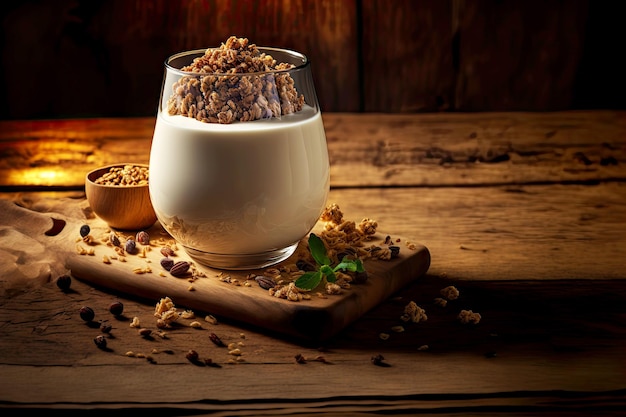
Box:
[0,0,359,118]
[0,111,623,189]
[0,110,625,414]
[454,0,588,111]
[2,0,624,120]
[54,209,429,342]
[0,234,625,412]
[361,0,456,112]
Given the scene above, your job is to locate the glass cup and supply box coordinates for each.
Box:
[149,46,330,270]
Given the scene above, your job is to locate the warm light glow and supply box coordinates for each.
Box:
[7,168,71,187]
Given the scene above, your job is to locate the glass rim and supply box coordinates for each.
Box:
[164,46,310,77]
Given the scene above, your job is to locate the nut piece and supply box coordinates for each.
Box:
[186,349,199,363]
[136,231,150,245]
[255,275,277,290]
[94,335,107,349]
[109,301,124,316]
[109,232,121,247]
[125,239,137,254]
[79,306,95,322]
[170,261,191,277]
[209,332,226,347]
[56,275,72,291]
[371,354,390,367]
[160,257,175,271]
[138,328,153,337]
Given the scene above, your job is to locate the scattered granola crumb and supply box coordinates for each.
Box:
[154,296,180,326]
[180,310,195,319]
[440,285,460,300]
[458,309,481,324]
[401,301,427,323]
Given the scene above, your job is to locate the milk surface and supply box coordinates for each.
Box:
[149,105,330,256]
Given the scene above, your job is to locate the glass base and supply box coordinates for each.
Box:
[182,242,299,270]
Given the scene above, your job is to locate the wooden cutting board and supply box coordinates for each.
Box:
[18,200,430,342]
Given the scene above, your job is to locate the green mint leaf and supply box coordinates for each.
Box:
[334,257,358,272]
[320,264,334,276]
[334,256,366,273]
[321,265,337,283]
[354,258,365,273]
[295,271,323,290]
[308,233,331,266]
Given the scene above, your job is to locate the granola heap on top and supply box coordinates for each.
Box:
[166,36,305,124]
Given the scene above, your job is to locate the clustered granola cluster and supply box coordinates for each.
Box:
[94,165,149,186]
[317,203,392,261]
[166,36,305,124]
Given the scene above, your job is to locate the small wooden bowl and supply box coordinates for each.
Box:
[85,163,157,230]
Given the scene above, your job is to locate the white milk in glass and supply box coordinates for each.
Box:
[149,104,329,268]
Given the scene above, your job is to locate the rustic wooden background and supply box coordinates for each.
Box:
[0,0,623,120]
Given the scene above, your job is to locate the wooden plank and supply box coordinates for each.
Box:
[454,0,589,111]
[361,0,456,112]
[4,182,625,284]
[1,243,625,409]
[0,195,429,342]
[327,184,626,281]
[325,111,626,186]
[1,183,625,411]
[0,0,359,120]
[1,111,624,189]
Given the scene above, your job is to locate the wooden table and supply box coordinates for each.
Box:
[1,111,625,415]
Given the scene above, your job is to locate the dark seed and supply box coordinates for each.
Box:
[371,354,390,367]
[160,257,175,271]
[254,275,277,290]
[169,261,191,277]
[138,328,152,337]
[136,231,150,245]
[100,322,113,333]
[389,245,400,259]
[79,306,95,322]
[186,349,199,362]
[209,332,226,347]
[160,247,175,257]
[56,275,72,291]
[79,224,90,238]
[109,301,124,316]
[94,335,107,349]
[125,239,137,254]
[294,353,307,364]
[109,232,121,247]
